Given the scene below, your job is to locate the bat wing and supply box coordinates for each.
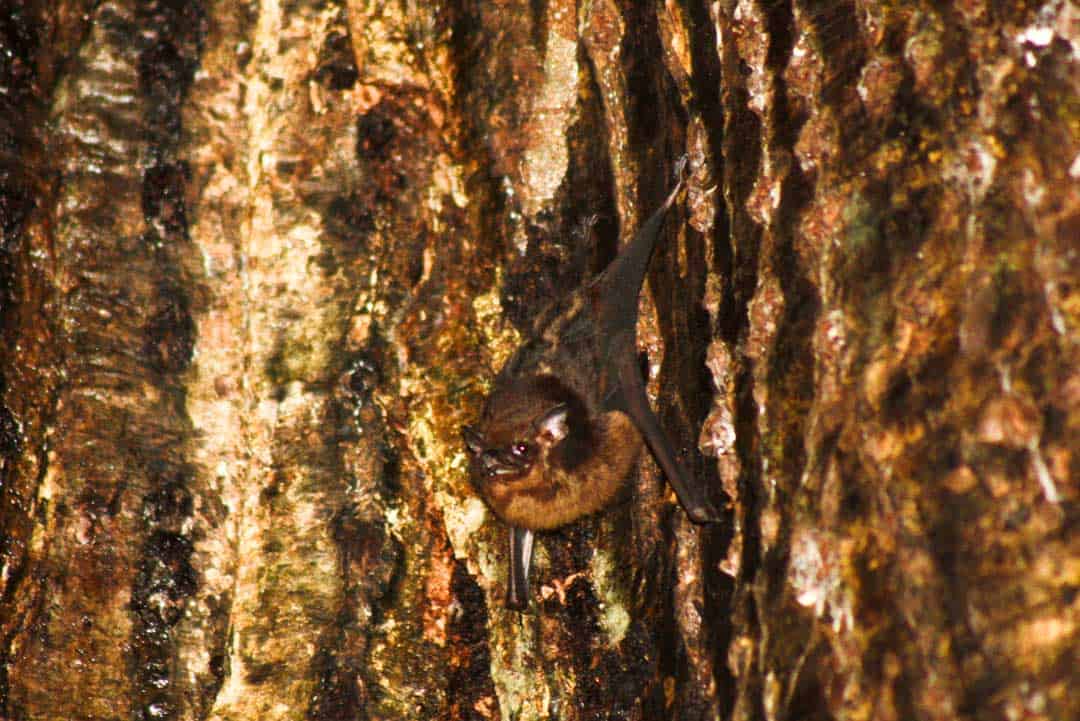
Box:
[596,158,719,523]
[592,157,688,340]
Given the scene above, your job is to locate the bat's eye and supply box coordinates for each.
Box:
[511,442,531,457]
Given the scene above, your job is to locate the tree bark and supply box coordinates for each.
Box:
[1,1,1077,720]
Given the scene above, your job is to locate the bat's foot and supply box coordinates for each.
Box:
[673,154,689,181]
[681,498,723,525]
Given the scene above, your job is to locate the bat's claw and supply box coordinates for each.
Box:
[682,498,722,525]
[673,154,689,182]
[660,156,690,212]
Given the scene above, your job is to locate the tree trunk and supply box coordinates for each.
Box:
[1,1,1076,720]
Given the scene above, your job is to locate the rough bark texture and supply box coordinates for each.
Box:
[1,1,1077,721]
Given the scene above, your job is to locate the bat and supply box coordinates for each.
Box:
[463,158,719,610]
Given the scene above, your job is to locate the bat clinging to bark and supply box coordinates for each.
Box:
[463,159,720,610]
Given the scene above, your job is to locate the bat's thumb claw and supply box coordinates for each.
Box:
[663,156,690,210]
[684,499,722,525]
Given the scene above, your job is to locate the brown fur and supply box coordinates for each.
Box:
[483,411,642,530]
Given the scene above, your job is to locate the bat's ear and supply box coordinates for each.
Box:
[462,426,485,454]
[535,404,569,447]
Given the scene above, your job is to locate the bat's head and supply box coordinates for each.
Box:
[462,375,592,488]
